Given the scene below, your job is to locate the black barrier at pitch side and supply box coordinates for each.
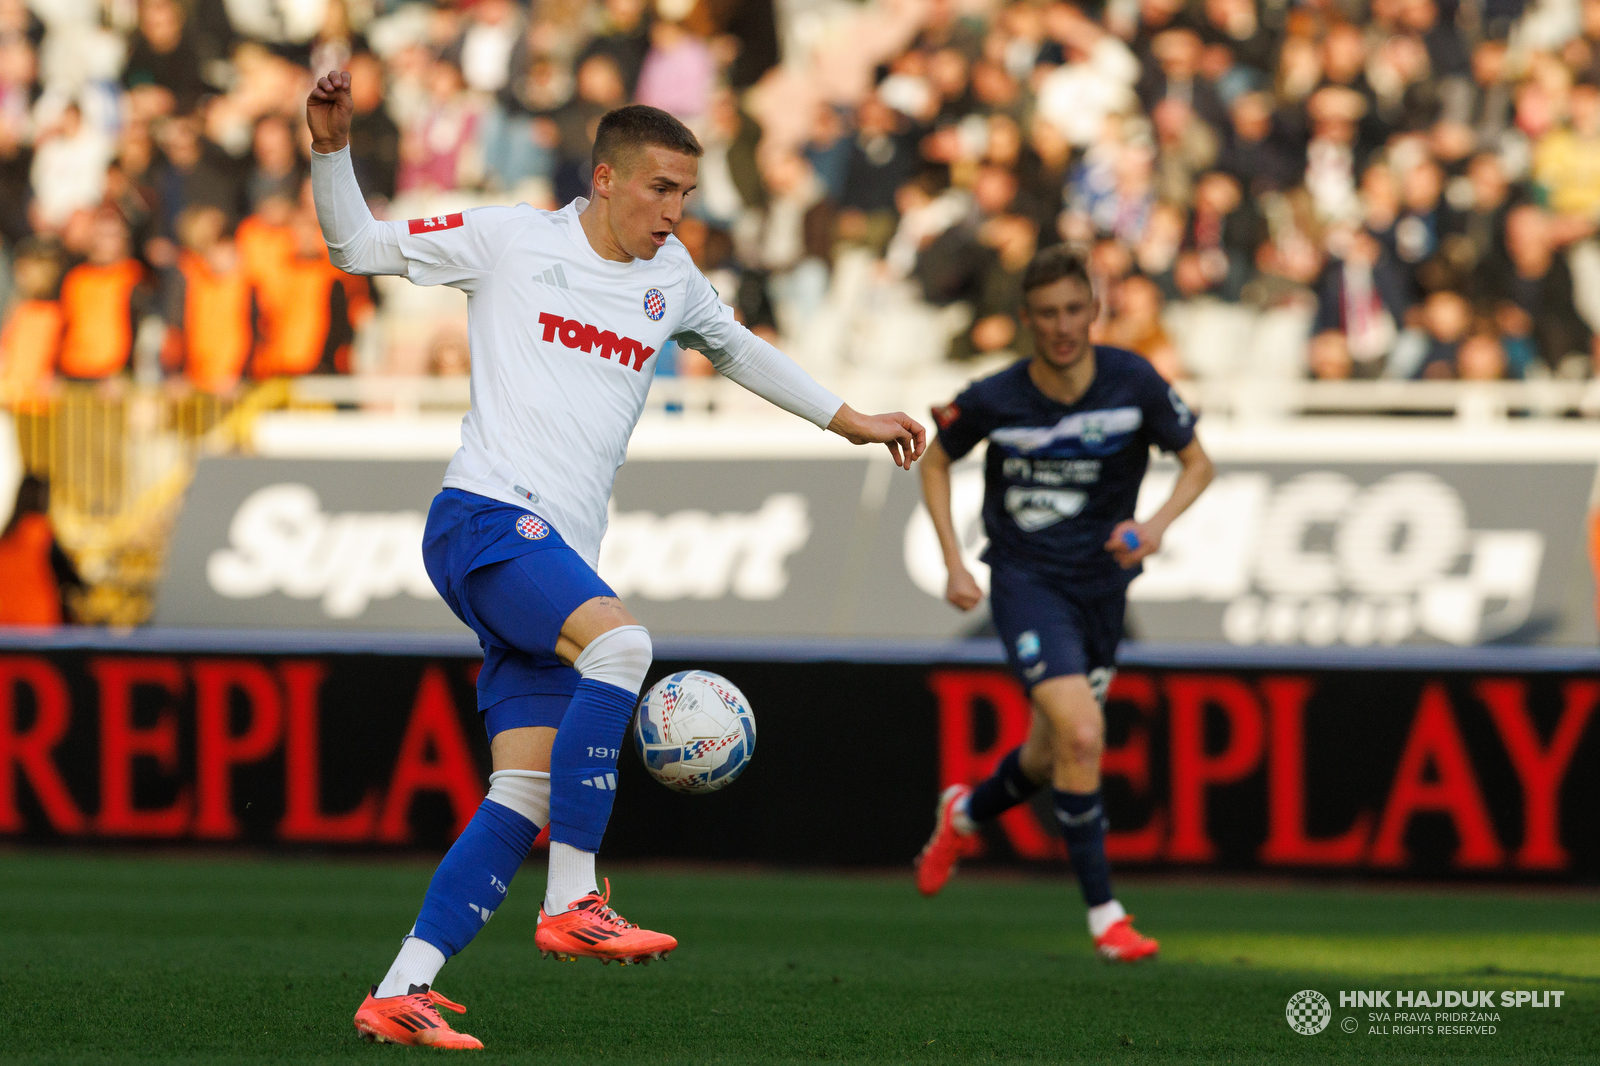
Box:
[1,632,1596,882]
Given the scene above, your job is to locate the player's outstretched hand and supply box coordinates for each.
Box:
[946,566,983,611]
[827,404,927,470]
[307,70,354,154]
[1105,520,1160,569]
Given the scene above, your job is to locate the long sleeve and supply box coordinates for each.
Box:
[672,264,842,429]
[309,145,408,276]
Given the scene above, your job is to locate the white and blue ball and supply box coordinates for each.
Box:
[632,670,755,794]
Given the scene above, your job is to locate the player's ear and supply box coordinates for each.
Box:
[592,162,613,199]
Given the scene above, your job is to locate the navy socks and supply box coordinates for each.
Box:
[1053,789,1114,907]
[966,747,1043,822]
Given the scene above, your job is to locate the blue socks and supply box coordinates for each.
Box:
[412,798,542,957]
[1054,789,1113,907]
[967,746,1043,822]
[547,678,638,852]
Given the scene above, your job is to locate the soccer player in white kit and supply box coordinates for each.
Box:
[306,72,925,1048]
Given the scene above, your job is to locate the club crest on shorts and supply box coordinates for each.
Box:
[644,288,666,321]
[1016,630,1041,662]
[515,514,550,540]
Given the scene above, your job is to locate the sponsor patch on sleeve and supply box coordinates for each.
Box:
[408,212,465,234]
[932,402,960,429]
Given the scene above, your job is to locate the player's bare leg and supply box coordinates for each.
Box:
[1033,676,1157,961]
[535,595,677,965]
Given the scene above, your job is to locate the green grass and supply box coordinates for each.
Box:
[2,852,1596,1065]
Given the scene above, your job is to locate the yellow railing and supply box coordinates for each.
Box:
[7,380,291,626]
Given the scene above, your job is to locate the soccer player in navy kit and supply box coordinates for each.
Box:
[914,245,1213,961]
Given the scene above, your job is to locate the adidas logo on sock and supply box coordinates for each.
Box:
[468,903,495,923]
[532,264,570,288]
[580,773,617,790]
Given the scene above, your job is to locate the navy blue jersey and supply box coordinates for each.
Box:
[933,347,1196,593]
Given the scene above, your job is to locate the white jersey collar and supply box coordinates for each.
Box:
[558,198,644,274]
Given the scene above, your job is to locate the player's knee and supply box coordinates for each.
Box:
[573,624,653,693]
[1054,718,1103,765]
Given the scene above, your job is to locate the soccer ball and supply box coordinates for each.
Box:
[632,670,756,794]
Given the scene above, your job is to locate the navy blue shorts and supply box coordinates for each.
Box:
[422,489,614,739]
[989,566,1125,696]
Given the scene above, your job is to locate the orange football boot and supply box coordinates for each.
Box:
[352,985,484,1048]
[535,879,677,965]
[1095,916,1159,962]
[915,783,981,897]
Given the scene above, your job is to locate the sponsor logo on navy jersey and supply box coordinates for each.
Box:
[644,288,666,321]
[537,312,655,370]
[989,406,1143,455]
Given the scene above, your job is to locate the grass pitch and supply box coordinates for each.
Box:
[3,852,1595,1065]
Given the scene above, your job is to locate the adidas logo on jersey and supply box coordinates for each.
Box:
[580,773,617,790]
[532,264,570,288]
[537,312,654,371]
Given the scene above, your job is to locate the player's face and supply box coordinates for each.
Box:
[1022,275,1097,371]
[599,146,699,260]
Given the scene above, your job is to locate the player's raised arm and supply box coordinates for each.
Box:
[306,70,410,277]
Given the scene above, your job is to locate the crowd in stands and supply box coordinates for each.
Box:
[2,0,1600,402]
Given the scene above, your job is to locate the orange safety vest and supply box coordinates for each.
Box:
[237,215,295,303]
[0,299,63,406]
[178,251,253,393]
[58,259,143,379]
[0,513,62,626]
[254,250,352,378]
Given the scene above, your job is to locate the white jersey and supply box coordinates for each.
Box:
[311,147,843,568]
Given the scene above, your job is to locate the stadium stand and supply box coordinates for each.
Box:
[4,0,1600,622]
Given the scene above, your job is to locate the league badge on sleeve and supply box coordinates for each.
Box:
[515,514,550,540]
[408,212,465,234]
[644,288,666,321]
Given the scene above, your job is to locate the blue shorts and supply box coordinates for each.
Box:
[422,489,614,739]
[989,565,1125,697]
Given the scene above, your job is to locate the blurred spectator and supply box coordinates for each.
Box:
[58,209,146,381]
[348,52,400,203]
[29,104,113,230]
[399,60,480,194]
[0,239,62,406]
[247,114,302,212]
[253,196,369,378]
[0,475,81,626]
[579,0,652,97]
[1534,77,1600,218]
[121,0,210,117]
[1479,204,1597,375]
[1098,273,1182,379]
[552,54,626,205]
[151,113,240,239]
[635,19,715,123]
[170,205,251,394]
[1313,225,1409,376]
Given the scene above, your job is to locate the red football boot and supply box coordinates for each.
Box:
[535,879,677,965]
[353,985,484,1048]
[1095,915,1159,962]
[915,784,981,897]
